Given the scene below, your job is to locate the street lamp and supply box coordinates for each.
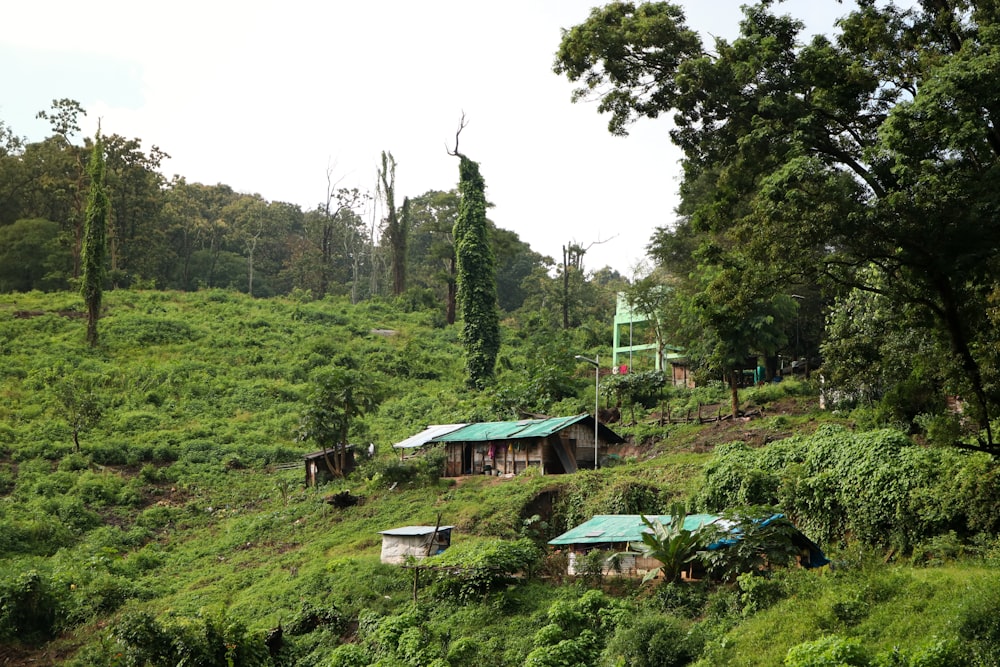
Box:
[575,354,600,470]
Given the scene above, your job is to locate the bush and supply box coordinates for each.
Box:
[785,635,870,666]
[698,424,1000,552]
[110,608,270,667]
[737,571,788,616]
[425,538,542,602]
[0,570,62,644]
[602,614,703,667]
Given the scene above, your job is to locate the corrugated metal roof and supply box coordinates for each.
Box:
[392,424,467,449]
[379,525,455,536]
[436,415,588,442]
[392,415,624,450]
[548,514,721,545]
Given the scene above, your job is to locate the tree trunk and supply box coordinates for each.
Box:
[562,245,570,329]
[729,369,740,418]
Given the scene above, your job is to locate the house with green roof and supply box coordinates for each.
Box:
[392,414,624,477]
[548,513,828,579]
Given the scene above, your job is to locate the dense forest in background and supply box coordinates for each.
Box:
[0,99,625,331]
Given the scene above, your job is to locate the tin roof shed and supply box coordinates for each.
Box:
[433,414,624,445]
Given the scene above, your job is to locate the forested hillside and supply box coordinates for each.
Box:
[3,290,1000,666]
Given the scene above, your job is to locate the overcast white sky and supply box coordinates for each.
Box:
[3,1,851,277]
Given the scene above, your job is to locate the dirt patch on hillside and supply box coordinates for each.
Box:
[640,395,826,455]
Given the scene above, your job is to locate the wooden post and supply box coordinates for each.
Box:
[412,568,419,601]
[426,512,443,557]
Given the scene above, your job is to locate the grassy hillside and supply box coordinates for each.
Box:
[3,290,1000,666]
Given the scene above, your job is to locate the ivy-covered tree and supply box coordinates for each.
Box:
[81,130,109,347]
[449,117,500,389]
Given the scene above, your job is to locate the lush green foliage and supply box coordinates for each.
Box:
[559,0,1000,452]
[423,537,542,602]
[1,289,1000,666]
[698,425,1000,551]
[634,505,703,583]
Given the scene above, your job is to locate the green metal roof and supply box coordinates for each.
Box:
[433,414,623,444]
[548,514,721,546]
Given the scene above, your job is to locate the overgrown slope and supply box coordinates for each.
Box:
[3,290,1000,667]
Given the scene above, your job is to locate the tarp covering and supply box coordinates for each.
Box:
[379,526,454,564]
[392,424,467,450]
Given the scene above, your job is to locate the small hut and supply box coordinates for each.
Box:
[378,525,454,564]
[304,446,357,486]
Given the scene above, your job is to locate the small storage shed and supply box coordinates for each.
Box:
[392,415,624,477]
[304,446,357,486]
[378,525,454,564]
[548,514,827,578]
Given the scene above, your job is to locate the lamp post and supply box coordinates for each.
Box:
[575,354,600,470]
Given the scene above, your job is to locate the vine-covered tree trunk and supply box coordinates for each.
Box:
[452,148,499,389]
[81,131,109,347]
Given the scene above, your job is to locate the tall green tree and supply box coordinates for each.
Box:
[449,119,500,389]
[556,1,1000,451]
[0,219,70,292]
[406,189,460,323]
[102,134,168,285]
[81,130,109,347]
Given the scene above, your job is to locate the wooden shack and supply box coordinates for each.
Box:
[304,446,357,486]
[378,525,454,564]
[392,415,624,477]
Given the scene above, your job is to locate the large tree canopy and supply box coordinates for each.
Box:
[557,0,1000,452]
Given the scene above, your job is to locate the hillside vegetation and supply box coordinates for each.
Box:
[3,290,1000,667]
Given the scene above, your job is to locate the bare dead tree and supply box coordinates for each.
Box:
[446,112,468,157]
[561,237,616,328]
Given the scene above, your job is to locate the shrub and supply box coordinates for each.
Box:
[602,614,703,667]
[785,635,870,666]
[0,569,62,643]
[737,571,788,616]
[110,608,270,667]
[425,538,542,602]
[698,424,1000,552]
